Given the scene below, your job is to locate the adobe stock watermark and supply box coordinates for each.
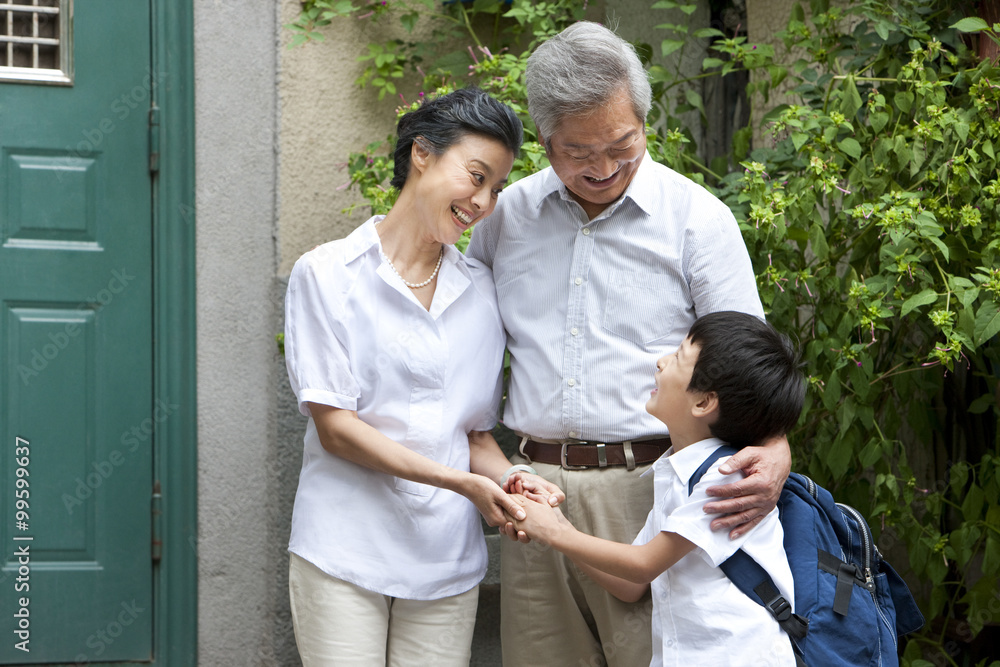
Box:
[62,398,179,514]
[70,598,147,665]
[59,67,169,167]
[16,268,136,387]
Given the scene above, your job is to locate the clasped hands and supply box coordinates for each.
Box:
[496,441,791,543]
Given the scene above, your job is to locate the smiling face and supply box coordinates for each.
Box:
[540,89,646,220]
[413,133,514,245]
[646,336,715,448]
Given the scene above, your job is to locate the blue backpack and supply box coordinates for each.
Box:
[690,445,925,667]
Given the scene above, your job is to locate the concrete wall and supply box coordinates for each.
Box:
[194,0,288,664]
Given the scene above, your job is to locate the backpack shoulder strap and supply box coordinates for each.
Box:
[689,446,808,663]
[721,550,809,643]
[687,444,739,495]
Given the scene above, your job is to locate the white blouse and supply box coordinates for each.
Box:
[284,217,505,600]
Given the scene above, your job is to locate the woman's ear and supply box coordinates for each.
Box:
[410,137,432,174]
[691,391,719,421]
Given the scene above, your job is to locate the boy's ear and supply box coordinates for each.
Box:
[691,391,719,421]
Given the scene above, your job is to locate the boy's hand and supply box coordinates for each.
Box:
[507,494,573,547]
[702,434,791,539]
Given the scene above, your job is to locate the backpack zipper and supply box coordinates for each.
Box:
[837,502,876,592]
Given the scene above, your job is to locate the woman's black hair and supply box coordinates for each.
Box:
[686,311,805,449]
[390,87,523,190]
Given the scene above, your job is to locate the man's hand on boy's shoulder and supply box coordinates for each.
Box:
[702,434,792,540]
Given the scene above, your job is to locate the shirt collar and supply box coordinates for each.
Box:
[344,215,470,275]
[532,151,658,218]
[342,216,383,263]
[655,437,729,484]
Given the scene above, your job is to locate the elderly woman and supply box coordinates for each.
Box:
[283,88,561,666]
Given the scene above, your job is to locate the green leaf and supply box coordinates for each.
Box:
[838,398,857,435]
[702,57,724,69]
[870,111,889,134]
[810,223,830,260]
[822,373,841,411]
[951,17,991,33]
[902,289,938,316]
[893,135,911,165]
[732,126,751,160]
[838,137,862,160]
[975,301,1000,345]
[983,139,995,160]
[840,76,863,119]
[968,392,996,415]
[950,461,970,490]
[661,39,685,57]
[926,235,950,261]
[859,439,883,467]
[792,132,810,151]
[910,142,926,177]
[685,89,706,120]
[983,536,1000,576]
[826,431,853,478]
[694,28,725,39]
[894,91,914,114]
[954,121,970,142]
[875,21,890,41]
[962,483,985,520]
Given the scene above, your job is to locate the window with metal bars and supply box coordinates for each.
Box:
[0,0,72,85]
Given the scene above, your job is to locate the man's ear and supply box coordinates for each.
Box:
[538,135,552,157]
[691,391,719,421]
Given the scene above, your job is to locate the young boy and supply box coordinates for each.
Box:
[511,311,806,666]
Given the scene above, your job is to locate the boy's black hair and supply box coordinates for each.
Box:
[391,87,524,190]
[686,311,805,449]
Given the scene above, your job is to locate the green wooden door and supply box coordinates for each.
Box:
[0,0,154,662]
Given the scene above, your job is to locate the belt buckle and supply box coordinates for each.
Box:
[560,442,589,470]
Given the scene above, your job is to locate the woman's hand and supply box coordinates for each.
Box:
[461,473,527,528]
[503,472,566,507]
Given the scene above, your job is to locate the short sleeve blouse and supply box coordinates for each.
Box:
[284,217,505,600]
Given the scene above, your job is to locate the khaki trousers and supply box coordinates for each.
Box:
[500,455,655,667]
[288,552,479,666]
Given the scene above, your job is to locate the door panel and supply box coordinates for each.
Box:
[0,1,154,662]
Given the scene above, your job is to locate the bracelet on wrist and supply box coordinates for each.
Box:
[500,464,537,487]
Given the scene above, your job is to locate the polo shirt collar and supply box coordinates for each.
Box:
[656,437,728,485]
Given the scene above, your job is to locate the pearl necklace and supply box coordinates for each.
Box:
[381,246,443,289]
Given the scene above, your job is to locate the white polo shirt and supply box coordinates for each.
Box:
[635,438,797,666]
[283,217,505,600]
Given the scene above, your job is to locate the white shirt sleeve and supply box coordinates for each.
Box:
[661,460,760,567]
[284,254,360,416]
[686,207,765,320]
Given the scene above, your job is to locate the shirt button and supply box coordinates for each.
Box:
[582,228,591,236]
[575,277,583,286]
[567,379,576,387]
[570,327,579,336]
[569,431,578,438]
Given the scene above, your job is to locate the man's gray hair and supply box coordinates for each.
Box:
[526,21,652,142]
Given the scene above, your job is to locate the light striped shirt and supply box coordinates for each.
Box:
[467,152,764,442]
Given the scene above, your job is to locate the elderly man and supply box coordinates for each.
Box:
[467,21,791,667]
